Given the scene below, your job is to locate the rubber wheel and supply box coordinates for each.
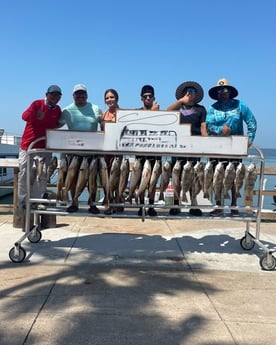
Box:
[240,236,255,250]
[27,228,42,243]
[260,254,276,271]
[9,246,26,263]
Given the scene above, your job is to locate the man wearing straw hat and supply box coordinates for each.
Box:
[206,78,257,216]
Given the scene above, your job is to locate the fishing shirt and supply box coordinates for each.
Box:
[179,104,206,135]
[206,99,257,143]
[60,102,103,131]
[20,99,62,150]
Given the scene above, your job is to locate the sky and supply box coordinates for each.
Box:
[1,0,275,148]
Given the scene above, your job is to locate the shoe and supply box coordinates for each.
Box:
[210,209,223,217]
[147,207,157,217]
[104,207,116,215]
[189,208,202,216]
[169,208,180,215]
[116,206,124,213]
[231,209,240,217]
[66,205,79,213]
[88,205,100,214]
[138,207,146,216]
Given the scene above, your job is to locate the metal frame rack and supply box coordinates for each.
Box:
[8,137,276,271]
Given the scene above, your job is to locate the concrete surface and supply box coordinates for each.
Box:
[1,211,276,345]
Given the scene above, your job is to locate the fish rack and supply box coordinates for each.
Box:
[8,135,276,271]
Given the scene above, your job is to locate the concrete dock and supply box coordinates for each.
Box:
[1,212,276,345]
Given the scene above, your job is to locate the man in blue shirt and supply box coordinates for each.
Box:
[206,78,257,216]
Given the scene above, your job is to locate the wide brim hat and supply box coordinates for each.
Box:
[208,78,238,100]
[175,81,204,103]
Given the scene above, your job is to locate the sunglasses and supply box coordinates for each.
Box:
[217,87,229,94]
[142,94,154,99]
[185,88,197,94]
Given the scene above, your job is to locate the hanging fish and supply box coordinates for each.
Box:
[181,160,194,203]
[47,156,58,183]
[88,156,99,206]
[203,160,214,199]
[244,163,257,203]
[212,161,225,202]
[127,158,142,203]
[172,160,182,203]
[159,160,172,201]
[223,161,236,199]
[118,158,130,203]
[135,159,152,204]
[234,162,246,198]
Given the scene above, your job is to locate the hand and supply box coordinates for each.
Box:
[152,102,160,111]
[37,108,45,120]
[222,125,231,136]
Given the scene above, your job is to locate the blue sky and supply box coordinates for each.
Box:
[1,0,275,148]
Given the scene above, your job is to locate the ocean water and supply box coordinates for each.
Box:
[249,147,276,210]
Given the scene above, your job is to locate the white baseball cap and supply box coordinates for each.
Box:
[73,84,87,93]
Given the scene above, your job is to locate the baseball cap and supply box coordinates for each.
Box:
[140,85,154,96]
[47,85,62,95]
[73,84,87,93]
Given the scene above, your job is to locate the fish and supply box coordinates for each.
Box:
[72,157,90,206]
[234,162,246,198]
[99,156,110,205]
[190,175,202,205]
[135,159,152,203]
[203,160,214,199]
[148,159,162,200]
[212,161,225,202]
[244,163,257,203]
[30,157,38,186]
[88,157,99,205]
[194,161,205,190]
[159,160,172,201]
[47,156,58,183]
[172,160,182,203]
[56,156,68,201]
[223,162,236,199]
[109,156,122,203]
[181,160,194,203]
[36,156,46,182]
[190,161,205,204]
[118,158,130,203]
[64,156,80,196]
[127,158,142,203]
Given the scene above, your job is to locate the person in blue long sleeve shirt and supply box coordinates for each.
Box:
[206,78,257,216]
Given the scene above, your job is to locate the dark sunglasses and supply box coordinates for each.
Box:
[217,87,229,95]
[185,87,197,94]
[142,94,154,99]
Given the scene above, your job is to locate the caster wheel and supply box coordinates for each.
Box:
[260,254,276,271]
[9,246,26,263]
[240,235,255,250]
[27,227,42,243]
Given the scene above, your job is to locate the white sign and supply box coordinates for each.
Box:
[46,110,248,156]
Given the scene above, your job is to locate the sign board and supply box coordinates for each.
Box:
[46,110,248,156]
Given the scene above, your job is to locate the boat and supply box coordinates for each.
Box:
[0,129,21,198]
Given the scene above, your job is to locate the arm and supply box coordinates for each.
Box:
[22,100,42,122]
[166,94,190,110]
[241,102,257,145]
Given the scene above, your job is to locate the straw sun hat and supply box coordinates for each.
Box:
[208,78,238,100]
